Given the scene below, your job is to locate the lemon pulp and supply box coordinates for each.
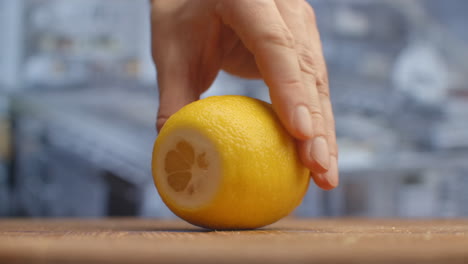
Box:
[155,128,221,209]
[152,95,310,230]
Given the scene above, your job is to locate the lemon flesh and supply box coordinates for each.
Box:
[152,95,310,230]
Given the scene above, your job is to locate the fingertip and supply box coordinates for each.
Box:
[312,174,336,191]
[155,81,200,133]
[156,115,169,132]
[311,156,339,190]
[298,138,330,174]
[311,136,330,170]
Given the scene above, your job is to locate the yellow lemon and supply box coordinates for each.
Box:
[152,95,310,230]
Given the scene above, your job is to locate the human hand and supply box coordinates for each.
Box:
[151,0,338,190]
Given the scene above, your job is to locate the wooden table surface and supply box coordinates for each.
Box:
[0,218,467,263]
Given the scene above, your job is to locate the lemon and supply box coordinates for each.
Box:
[152,95,310,230]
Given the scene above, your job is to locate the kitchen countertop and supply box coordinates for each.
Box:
[0,218,467,263]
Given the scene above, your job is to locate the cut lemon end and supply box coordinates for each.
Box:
[155,128,221,210]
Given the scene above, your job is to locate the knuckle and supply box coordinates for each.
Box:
[296,46,330,96]
[280,77,303,89]
[317,88,330,97]
[257,25,296,51]
[309,107,324,122]
[297,45,318,76]
[316,72,330,95]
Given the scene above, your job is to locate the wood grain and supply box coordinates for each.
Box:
[0,218,467,263]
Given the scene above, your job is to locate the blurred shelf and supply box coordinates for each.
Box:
[340,150,468,176]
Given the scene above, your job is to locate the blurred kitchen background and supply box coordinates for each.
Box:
[1,0,467,218]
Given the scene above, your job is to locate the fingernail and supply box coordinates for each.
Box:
[293,105,313,138]
[310,136,330,171]
[323,156,338,188]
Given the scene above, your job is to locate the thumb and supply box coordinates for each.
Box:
[155,53,200,132]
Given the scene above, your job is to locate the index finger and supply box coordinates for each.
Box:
[216,0,320,141]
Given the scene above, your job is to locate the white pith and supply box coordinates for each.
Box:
[156,128,221,209]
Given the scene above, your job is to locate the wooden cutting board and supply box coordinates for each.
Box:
[0,218,467,263]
